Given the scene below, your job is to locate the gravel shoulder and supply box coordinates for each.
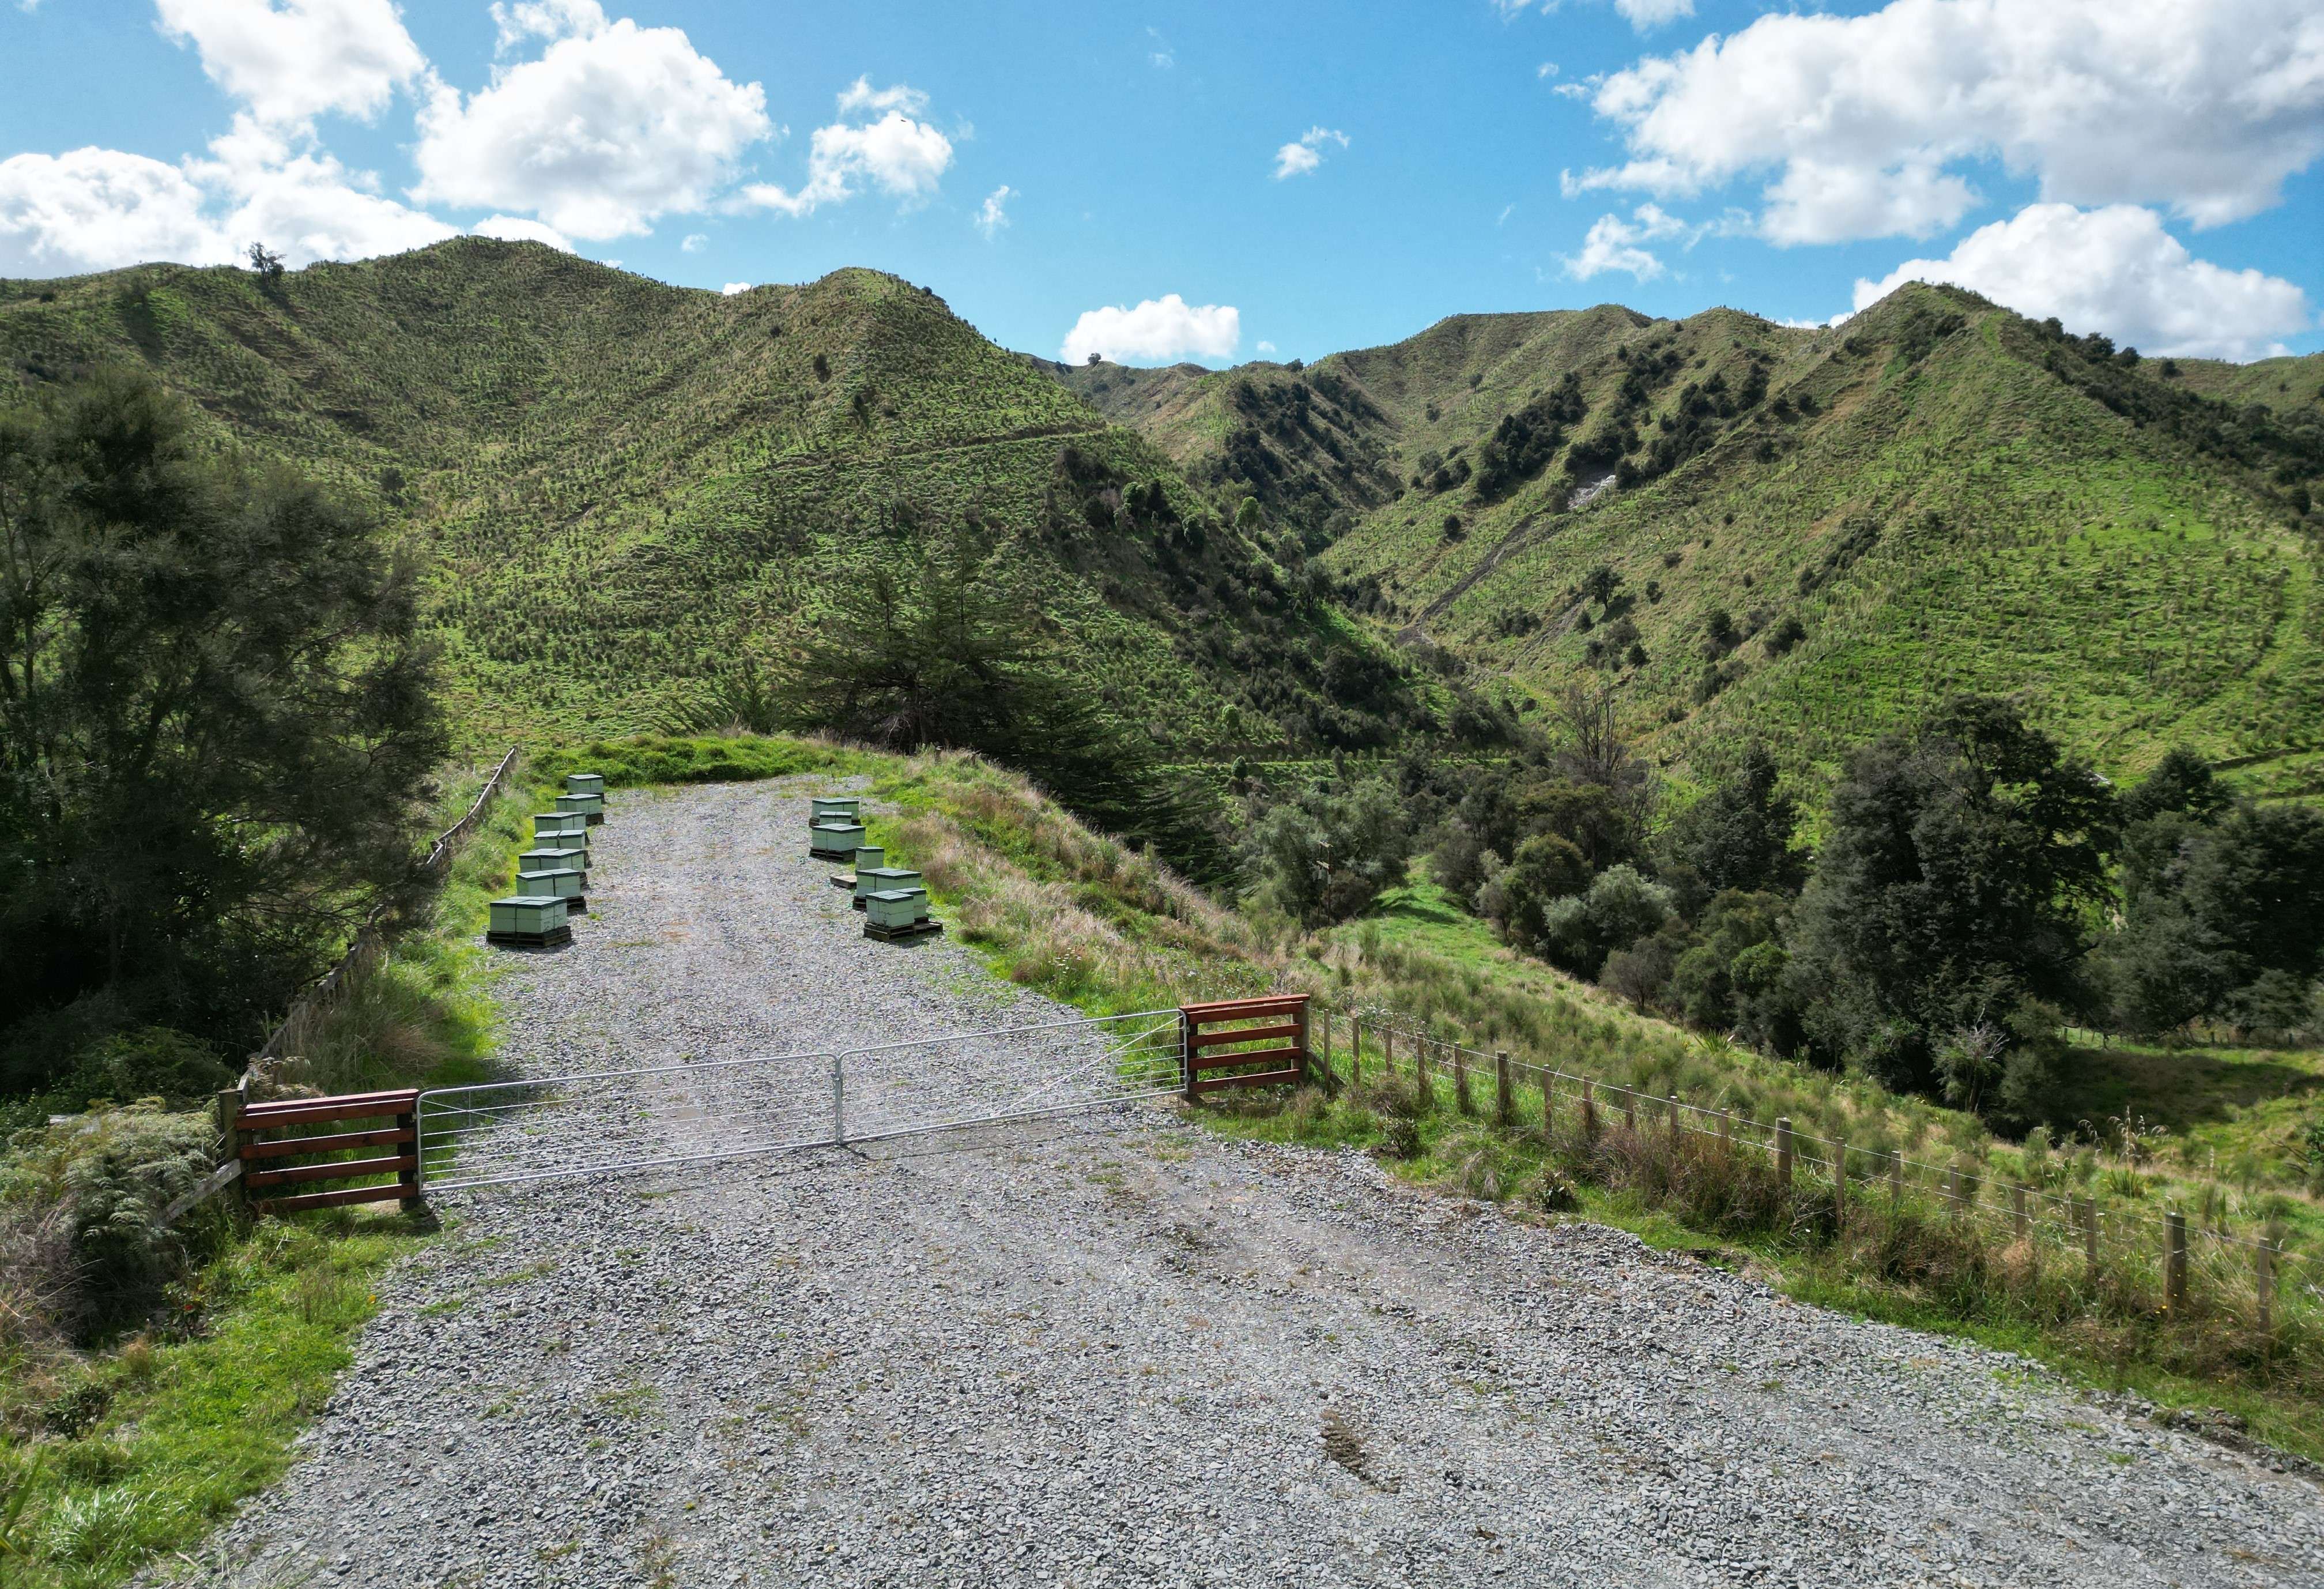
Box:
[193,779,2324,1588]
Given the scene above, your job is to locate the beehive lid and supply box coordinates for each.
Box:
[863,888,926,902]
[859,867,921,882]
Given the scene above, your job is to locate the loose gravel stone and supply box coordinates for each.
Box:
[186,780,2324,1587]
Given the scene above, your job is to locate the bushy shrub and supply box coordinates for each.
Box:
[1,1106,224,1342]
[1538,865,1673,978]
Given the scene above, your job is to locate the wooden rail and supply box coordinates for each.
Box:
[1179,995,1311,1099]
[229,1088,421,1215]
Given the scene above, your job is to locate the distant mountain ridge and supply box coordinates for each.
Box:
[1052,289,2324,799]
[0,241,1416,756]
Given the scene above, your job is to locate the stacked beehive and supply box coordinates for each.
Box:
[488,773,605,948]
[809,797,941,942]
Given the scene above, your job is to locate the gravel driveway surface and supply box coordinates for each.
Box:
[193,779,2324,1588]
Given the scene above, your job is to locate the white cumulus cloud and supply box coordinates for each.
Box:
[1061,294,1240,366]
[471,213,574,250]
[1854,202,2314,362]
[154,0,427,129]
[1495,0,1693,32]
[1574,0,2324,243]
[737,77,954,218]
[1564,202,1689,280]
[0,148,228,273]
[412,0,772,239]
[974,184,1012,239]
[1273,126,1348,180]
[721,281,750,295]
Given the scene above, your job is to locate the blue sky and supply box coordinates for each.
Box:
[3,0,2320,364]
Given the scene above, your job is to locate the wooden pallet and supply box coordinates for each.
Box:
[486,925,574,949]
[863,917,943,943]
[829,872,859,890]
[564,897,588,915]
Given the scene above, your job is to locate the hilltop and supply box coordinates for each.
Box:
[0,241,1414,755]
[1061,288,2324,799]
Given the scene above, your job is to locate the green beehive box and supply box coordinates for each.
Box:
[810,797,861,822]
[854,865,922,908]
[516,867,584,908]
[518,846,587,883]
[809,820,866,858]
[864,888,928,930]
[533,811,586,839]
[565,773,605,797]
[831,843,885,891]
[554,791,605,824]
[486,895,571,947]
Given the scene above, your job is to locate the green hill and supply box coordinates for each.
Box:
[1060,286,2324,799]
[0,240,1414,755]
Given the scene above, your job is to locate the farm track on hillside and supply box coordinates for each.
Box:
[186,781,2324,1588]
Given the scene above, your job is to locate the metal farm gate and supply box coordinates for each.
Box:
[414,1008,1194,1193]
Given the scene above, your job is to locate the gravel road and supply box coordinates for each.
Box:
[193,779,2324,1588]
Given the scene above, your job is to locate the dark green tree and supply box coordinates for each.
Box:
[775,523,1225,878]
[1784,697,2114,1106]
[1666,743,1805,896]
[0,368,443,1087]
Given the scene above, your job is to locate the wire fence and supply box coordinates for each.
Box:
[254,745,522,1065]
[1310,1006,2314,1336]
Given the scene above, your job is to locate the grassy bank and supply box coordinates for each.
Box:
[0,756,527,1586]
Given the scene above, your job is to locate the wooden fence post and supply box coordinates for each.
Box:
[1350,1019,1362,1089]
[1495,1051,1513,1128]
[1774,1117,1793,1186]
[1317,1010,1331,1088]
[1413,1034,1429,1110]
[2081,1197,2100,1278]
[1889,1149,1903,1211]
[2011,1185,2028,1242]
[1832,1142,1848,1224]
[1621,1088,1638,1134]
[1453,1044,1474,1116]
[1181,1011,1197,1104]
[1665,1094,1680,1144]
[2164,1212,2189,1314]
[1581,1078,1598,1138]
[1945,1165,1961,1218]
[1719,1108,1733,1155]
[2257,1240,2277,1338]
[1384,1027,1396,1091]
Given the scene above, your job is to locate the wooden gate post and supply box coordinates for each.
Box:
[2164,1211,2189,1314]
[397,1100,422,1210]
[1181,1010,1197,1103]
[1495,1051,1514,1128]
[1774,1117,1793,1186]
[1294,998,1315,1090]
[214,1085,248,1211]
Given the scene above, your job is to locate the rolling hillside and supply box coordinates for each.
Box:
[1062,287,2324,799]
[0,241,1412,754]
